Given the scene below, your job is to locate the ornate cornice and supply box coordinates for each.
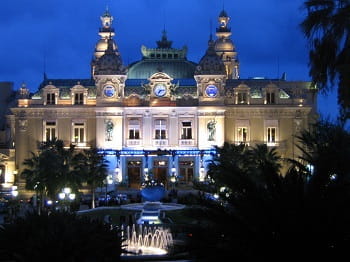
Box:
[225,107,312,118]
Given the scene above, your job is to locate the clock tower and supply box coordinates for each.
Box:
[92,10,127,105]
[194,36,226,105]
[215,9,240,79]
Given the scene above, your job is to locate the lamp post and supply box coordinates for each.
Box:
[103,176,114,206]
[58,187,76,212]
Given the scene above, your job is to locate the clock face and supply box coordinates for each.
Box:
[154,84,167,97]
[205,84,218,97]
[103,85,115,97]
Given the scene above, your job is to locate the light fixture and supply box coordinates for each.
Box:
[58,192,65,200]
[63,187,71,194]
[68,193,76,200]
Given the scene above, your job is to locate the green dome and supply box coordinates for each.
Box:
[127,59,196,79]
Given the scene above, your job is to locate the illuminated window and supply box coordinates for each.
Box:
[155,119,167,139]
[128,119,140,139]
[181,121,192,139]
[73,122,85,143]
[237,127,248,143]
[44,121,56,141]
[235,120,250,144]
[267,127,277,143]
[266,92,275,104]
[237,92,247,104]
[74,93,84,105]
[46,93,56,105]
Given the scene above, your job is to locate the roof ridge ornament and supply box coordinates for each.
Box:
[156,30,173,49]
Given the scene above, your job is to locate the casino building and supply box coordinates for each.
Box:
[7,9,317,192]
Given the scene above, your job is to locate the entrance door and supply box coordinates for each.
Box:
[179,160,194,184]
[153,160,168,187]
[127,160,141,189]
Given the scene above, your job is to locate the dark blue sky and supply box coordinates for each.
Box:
[0,0,339,120]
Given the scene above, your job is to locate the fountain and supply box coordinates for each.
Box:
[120,180,184,256]
[122,224,173,256]
[121,180,185,225]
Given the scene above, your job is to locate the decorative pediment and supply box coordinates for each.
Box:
[264,83,278,90]
[142,72,178,98]
[148,72,173,82]
[71,84,86,91]
[43,84,58,90]
[235,83,250,90]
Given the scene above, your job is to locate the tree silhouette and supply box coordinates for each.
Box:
[301,0,350,121]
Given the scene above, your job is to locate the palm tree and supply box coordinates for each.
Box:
[190,143,304,260]
[73,148,109,208]
[294,119,350,197]
[21,149,62,213]
[301,0,350,121]
[21,139,82,212]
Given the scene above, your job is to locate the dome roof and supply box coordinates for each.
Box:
[215,38,235,52]
[94,39,117,59]
[95,39,117,52]
[195,39,225,75]
[94,39,126,75]
[127,59,196,79]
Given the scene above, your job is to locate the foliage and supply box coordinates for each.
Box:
[190,123,350,260]
[21,139,108,210]
[21,139,79,202]
[301,0,350,121]
[294,119,350,196]
[0,211,122,261]
[73,148,109,208]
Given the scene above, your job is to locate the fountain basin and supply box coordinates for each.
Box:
[121,202,185,212]
[122,224,173,257]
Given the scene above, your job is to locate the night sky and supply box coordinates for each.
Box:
[0,0,339,120]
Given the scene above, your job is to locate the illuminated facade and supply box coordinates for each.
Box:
[10,9,317,191]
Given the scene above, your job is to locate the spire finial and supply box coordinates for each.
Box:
[209,19,213,40]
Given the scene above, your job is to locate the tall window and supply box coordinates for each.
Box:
[46,93,55,105]
[74,93,84,105]
[155,119,167,139]
[45,121,56,141]
[181,121,192,139]
[128,119,140,139]
[266,92,275,104]
[267,127,276,143]
[237,92,247,104]
[237,127,248,143]
[73,122,85,143]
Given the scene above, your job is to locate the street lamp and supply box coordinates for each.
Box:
[58,187,76,211]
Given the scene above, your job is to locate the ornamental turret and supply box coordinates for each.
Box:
[92,9,127,105]
[215,9,239,79]
[92,8,118,62]
[195,36,226,104]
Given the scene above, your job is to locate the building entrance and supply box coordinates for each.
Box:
[127,160,142,189]
[179,159,194,185]
[153,160,168,187]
